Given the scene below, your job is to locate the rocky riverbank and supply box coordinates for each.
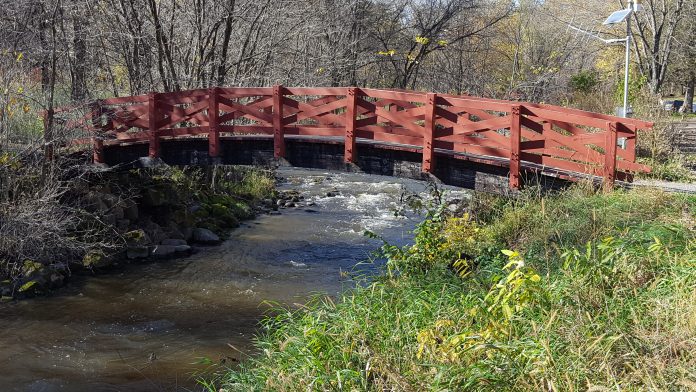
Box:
[0,165,276,300]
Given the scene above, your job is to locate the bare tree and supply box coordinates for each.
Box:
[626,0,686,94]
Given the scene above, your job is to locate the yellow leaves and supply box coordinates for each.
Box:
[315,67,325,74]
[377,49,397,56]
[437,39,448,47]
[452,258,472,278]
[414,35,430,45]
[0,152,21,170]
[2,87,31,119]
[416,318,462,363]
[15,52,23,62]
[415,249,545,366]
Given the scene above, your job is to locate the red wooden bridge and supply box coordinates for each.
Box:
[52,86,653,190]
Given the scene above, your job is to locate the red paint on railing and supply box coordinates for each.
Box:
[52,86,654,190]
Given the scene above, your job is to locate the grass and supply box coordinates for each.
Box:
[636,157,696,183]
[203,185,696,391]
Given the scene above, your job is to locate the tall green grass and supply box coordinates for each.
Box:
[204,186,696,391]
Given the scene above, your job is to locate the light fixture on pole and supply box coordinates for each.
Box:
[603,0,641,118]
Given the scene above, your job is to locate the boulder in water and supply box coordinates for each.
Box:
[126,246,150,259]
[161,238,187,246]
[192,228,221,244]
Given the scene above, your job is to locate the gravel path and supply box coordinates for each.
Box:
[632,179,696,194]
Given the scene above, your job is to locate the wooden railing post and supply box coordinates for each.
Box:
[208,87,220,159]
[509,105,522,189]
[344,87,358,163]
[148,92,160,158]
[273,85,285,159]
[604,121,618,190]
[422,93,437,173]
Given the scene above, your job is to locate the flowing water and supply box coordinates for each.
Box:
[0,168,470,391]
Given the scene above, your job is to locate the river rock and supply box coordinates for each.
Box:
[174,245,192,254]
[48,272,65,289]
[0,280,13,297]
[143,187,171,207]
[84,192,109,213]
[102,194,120,208]
[143,221,167,245]
[161,238,187,246]
[116,219,130,231]
[150,245,177,258]
[123,201,139,220]
[181,227,193,241]
[82,250,113,269]
[126,246,150,259]
[192,228,221,244]
[102,213,118,226]
[124,229,150,246]
[110,206,125,220]
[164,224,185,240]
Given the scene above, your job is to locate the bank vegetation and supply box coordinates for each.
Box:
[206,185,696,391]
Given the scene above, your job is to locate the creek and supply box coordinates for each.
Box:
[0,168,470,391]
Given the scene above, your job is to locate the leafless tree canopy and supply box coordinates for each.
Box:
[1,0,695,115]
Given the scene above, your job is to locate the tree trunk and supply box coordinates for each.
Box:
[70,9,88,100]
[682,72,695,114]
[216,0,236,86]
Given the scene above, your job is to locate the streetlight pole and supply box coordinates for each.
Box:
[622,2,632,118]
[570,0,641,120]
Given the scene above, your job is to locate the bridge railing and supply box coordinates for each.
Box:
[52,86,653,189]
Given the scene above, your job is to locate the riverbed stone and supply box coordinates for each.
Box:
[102,213,118,226]
[174,245,192,253]
[161,238,187,246]
[116,219,130,231]
[102,194,120,208]
[150,245,177,258]
[192,228,221,244]
[181,227,193,241]
[143,187,169,207]
[126,246,150,259]
[48,272,65,289]
[123,201,139,220]
[143,221,167,245]
[111,206,125,220]
[124,229,150,246]
[84,192,109,213]
[0,280,13,297]
[82,250,113,269]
